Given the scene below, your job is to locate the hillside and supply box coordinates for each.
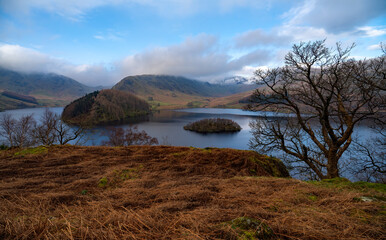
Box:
[0,68,100,110]
[62,89,151,126]
[207,89,254,108]
[112,75,255,109]
[0,90,40,111]
[0,145,384,239]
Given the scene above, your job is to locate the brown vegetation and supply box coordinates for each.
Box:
[0,145,384,239]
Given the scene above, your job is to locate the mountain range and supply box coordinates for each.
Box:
[0,68,100,110]
[0,68,256,111]
[112,75,255,109]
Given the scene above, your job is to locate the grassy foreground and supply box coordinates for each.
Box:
[0,145,384,239]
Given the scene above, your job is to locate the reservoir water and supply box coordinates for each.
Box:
[0,107,375,151]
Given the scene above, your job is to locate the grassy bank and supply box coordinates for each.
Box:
[0,145,384,239]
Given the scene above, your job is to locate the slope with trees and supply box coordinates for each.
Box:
[62,89,151,126]
[248,40,385,180]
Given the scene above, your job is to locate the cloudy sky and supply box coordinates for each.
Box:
[0,0,385,86]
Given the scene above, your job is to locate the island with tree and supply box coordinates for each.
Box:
[183,118,241,133]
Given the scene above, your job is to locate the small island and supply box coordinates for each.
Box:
[183,118,241,133]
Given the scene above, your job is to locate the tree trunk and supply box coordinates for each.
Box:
[327,150,340,178]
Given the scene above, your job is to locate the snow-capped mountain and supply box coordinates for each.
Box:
[216,76,254,85]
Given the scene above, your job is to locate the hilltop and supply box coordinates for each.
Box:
[0,68,100,110]
[62,89,150,126]
[112,75,255,109]
[0,145,384,239]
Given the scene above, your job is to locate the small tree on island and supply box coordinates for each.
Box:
[247,40,385,180]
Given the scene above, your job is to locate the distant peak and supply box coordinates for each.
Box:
[216,76,253,85]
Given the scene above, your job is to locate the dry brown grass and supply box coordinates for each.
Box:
[0,145,384,239]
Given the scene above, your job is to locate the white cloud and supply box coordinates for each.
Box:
[93,31,124,41]
[0,0,279,20]
[115,34,272,82]
[282,0,386,34]
[367,44,382,50]
[234,29,292,48]
[356,26,386,37]
[0,43,114,86]
[0,35,273,86]
[232,0,385,57]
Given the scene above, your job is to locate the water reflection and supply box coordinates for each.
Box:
[0,107,376,151]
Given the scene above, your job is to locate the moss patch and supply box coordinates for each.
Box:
[14,146,48,157]
[308,178,386,193]
[249,155,289,178]
[223,217,275,239]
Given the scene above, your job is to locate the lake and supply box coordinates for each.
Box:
[0,107,375,151]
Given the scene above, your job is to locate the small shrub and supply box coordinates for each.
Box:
[0,144,9,150]
[102,126,158,146]
[223,217,275,239]
[183,118,241,133]
[98,177,108,188]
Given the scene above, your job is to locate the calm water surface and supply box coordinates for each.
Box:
[0,107,375,151]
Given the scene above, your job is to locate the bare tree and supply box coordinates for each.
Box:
[124,126,158,145]
[13,114,36,148]
[0,114,16,147]
[103,126,158,146]
[248,40,385,180]
[54,120,86,145]
[103,127,125,146]
[33,108,58,145]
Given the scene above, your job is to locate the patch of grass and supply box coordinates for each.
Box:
[115,167,141,181]
[149,100,170,110]
[186,101,205,108]
[308,177,386,193]
[14,146,47,157]
[223,217,275,240]
[98,177,108,188]
[307,194,318,201]
[249,156,289,178]
[98,166,143,189]
[171,151,188,157]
